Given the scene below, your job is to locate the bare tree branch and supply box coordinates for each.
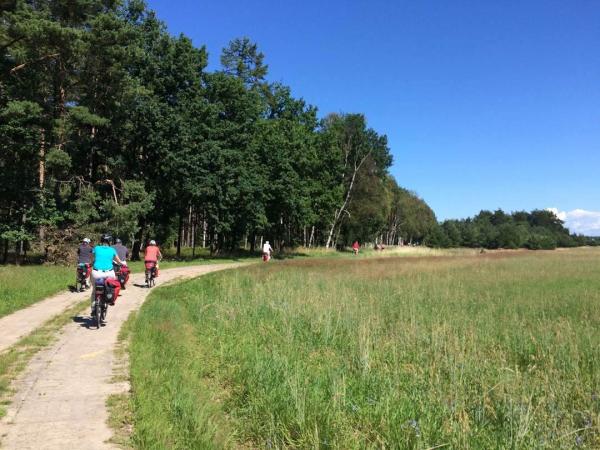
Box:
[9,53,59,74]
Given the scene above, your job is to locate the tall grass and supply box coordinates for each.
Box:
[129,248,600,449]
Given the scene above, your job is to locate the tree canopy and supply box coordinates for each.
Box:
[0,0,438,262]
[426,209,598,250]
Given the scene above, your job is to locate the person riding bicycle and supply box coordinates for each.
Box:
[76,237,93,288]
[144,240,162,277]
[91,234,123,313]
[112,238,129,265]
[112,238,130,288]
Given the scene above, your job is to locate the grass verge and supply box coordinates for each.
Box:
[106,310,137,449]
[0,265,73,318]
[128,248,600,449]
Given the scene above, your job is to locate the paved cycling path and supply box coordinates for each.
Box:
[0,263,246,449]
[0,287,91,354]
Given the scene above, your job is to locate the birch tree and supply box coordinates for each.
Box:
[321,113,391,248]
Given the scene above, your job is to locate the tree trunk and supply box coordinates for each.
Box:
[309,226,315,248]
[192,226,196,258]
[38,128,46,247]
[176,213,183,258]
[191,212,197,258]
[326,167,360,248]
[2,239,8,264]
[39,128,46,188]
[15,241,21,266]
[132,218,146,261]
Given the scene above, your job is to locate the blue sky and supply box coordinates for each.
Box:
[146,0,600,232]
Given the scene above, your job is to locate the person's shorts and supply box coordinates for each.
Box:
[92,269,115,280]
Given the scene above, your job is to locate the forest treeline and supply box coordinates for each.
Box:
[427,209,599,250]
[0,0,437,262]
[1,1,594,263]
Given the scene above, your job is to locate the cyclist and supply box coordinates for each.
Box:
[112,238,129,264]
[76,237,93,288]
[112,238,130,289]
[144,240,162,277]
[91,234,124,312]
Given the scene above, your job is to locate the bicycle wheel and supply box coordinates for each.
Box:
[101,303,107,322]
[95,301,102,329]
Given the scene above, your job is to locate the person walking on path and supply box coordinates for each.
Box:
[262,240,273,262]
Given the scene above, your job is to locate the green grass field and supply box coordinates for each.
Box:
[129,248,600,449]
[0,265,74,318]
[0,245,457,320]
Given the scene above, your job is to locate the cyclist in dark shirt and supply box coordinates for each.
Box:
[77,238,93,264]
[112,238,129,263]
[76,238,93,289]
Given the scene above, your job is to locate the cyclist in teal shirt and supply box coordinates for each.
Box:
[94,245,118,271]
[91,234,123,313]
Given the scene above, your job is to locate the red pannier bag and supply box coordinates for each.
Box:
[119,265,130,284]
[105,278,121,304]
[145,261,158,277]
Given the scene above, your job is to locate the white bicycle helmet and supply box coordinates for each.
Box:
[83,238,91,243]
[149,240,156,245]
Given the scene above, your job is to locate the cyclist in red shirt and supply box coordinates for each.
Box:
[144,240,163,277]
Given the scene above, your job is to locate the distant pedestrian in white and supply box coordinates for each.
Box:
[262,241,273,262]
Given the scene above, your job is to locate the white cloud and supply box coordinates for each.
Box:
[547,208,600,236]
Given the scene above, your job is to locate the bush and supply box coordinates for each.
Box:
[526,230,557,250]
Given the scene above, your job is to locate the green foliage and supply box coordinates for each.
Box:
[433,209,579,250]
[221,36,268,87]
[0,0,430,260]
[45,148,71,177]
[526,227,558,250]
[103,180,155,242]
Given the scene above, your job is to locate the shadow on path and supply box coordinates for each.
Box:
[72,315,98,329]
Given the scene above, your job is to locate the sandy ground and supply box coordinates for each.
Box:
[0,263,245,449]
